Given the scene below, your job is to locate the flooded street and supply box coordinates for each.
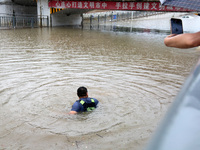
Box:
[0,27,199,150]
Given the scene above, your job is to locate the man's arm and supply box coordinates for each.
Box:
[69,101,80,114]
[68,111,77,114]
[164,32,200,49]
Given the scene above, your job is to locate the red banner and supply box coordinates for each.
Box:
[48,1,192,12]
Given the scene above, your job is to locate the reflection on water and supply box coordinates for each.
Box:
[0,27,199,150]
[84,24,170,34]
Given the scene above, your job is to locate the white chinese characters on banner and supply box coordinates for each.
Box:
[90,2,95,9]
[96,2,101,9]
[66,2,71,8]
[78,2,82,8]
[84,2,88,8]
[129,2,135,9]
[49,1,192,12]
[72,2,76,8]
[151,3,158,10]
[115,2,121,9]
[143,3,150,10]
[102,2,107,9]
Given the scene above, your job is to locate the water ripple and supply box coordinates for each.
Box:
[0,28,199,149]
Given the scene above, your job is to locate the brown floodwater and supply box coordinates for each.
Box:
[0,27,199,150]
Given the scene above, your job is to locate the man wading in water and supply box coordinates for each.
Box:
[69,86,99,114]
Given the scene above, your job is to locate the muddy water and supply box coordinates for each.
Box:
[0,28,199,150]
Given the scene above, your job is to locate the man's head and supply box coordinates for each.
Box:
[77,86,88,98]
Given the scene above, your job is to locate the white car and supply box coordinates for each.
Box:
[182,15,193,19]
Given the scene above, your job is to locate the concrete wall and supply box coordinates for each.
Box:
[51,13,82,27]
[37,0,50,18]
[0,0,83,27]
[37,0,82,27]
[0,4,11,15]
[37,0,50,26]
[0,0,37,17]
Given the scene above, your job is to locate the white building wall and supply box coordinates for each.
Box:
[0,4,12,15]
[0,0,12,2]
[37,0,50,18]
[37,0,50,26]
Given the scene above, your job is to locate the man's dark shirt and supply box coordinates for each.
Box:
[71,97,99,112]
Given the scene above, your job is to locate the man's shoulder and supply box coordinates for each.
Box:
[89,98,99,105]
[71,101,83,112]
[89,97,98,101]
[74,100,81,104]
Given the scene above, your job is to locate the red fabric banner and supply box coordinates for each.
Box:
[48,1,192,12]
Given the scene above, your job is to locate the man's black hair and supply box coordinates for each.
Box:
[77,86,87,97]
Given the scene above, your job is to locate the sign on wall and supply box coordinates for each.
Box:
[48,1,192,12]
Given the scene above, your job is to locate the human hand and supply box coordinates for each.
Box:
[166,34,177,38]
